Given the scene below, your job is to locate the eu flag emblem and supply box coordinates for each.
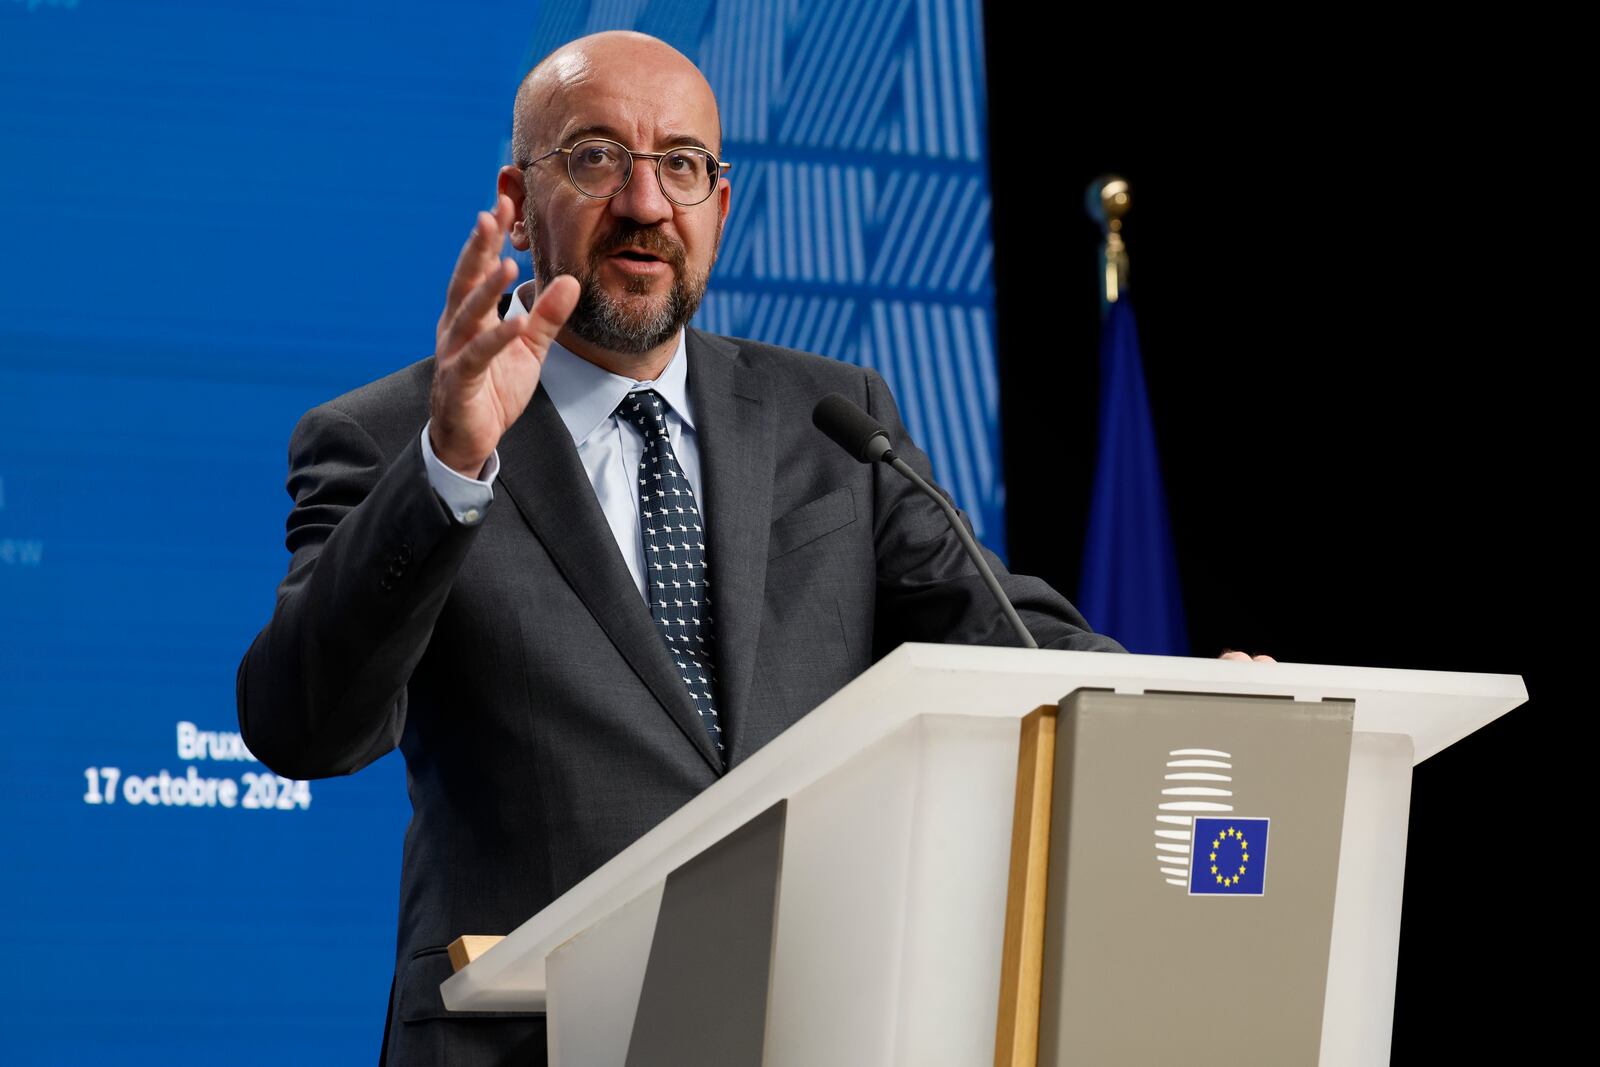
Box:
[1188,818,1270,896]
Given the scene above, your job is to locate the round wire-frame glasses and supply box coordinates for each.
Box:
[526,137,732,207]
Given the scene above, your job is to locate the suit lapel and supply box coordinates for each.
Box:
[687,330,777,766]
[494,386,725,774]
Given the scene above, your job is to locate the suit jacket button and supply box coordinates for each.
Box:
[397,544,412,563]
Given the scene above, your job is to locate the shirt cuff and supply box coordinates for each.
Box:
[420,421,498,526]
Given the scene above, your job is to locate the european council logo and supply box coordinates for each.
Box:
[1188,818,1270,896]
[1154,746,1236,890]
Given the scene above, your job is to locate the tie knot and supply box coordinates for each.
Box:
[618,389,671,435]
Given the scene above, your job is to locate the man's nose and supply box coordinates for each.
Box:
[608,162,674,226]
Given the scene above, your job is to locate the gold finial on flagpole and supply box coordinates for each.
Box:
[1086,176,1131,306]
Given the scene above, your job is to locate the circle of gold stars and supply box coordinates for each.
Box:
[1207,825,1252,887]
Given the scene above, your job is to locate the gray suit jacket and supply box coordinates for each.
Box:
[236,327,1122,1065]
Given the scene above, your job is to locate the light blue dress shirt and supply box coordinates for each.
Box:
[420,280,702,602]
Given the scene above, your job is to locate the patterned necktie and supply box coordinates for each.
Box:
[617,389,723,762]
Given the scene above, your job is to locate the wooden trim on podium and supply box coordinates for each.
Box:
[994,705,1058,1067]
[447,935,504,973]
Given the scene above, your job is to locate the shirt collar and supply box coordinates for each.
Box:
[507,280,694,447]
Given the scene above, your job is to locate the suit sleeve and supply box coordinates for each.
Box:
[862,370,1126,654]
[236,403,482,779]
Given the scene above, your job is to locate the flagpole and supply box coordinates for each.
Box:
[1086,176,1131,308]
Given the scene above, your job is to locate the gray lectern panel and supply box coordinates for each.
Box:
[625,800,786,1067]
[1038,691,1354,1066]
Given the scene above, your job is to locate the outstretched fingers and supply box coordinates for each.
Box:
[451,275,579,378]
[523,275,581,353]
[442,198,514,322]
[440,257,518,360]
[452,314,539,379]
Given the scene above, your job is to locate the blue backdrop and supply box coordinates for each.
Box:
[0,1,999,1061]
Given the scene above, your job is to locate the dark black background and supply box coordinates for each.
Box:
[983,18,1579,1058]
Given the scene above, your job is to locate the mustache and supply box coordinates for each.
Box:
[591,223,686,269]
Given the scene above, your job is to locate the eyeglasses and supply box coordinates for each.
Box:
[525,137,732,207]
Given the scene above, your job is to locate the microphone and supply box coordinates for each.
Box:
[812,393,896,463]
[812,393,1039,650]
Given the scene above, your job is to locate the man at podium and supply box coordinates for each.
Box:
[237,30,1121,1066]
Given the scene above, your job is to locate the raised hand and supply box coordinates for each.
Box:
[428,195,580,476]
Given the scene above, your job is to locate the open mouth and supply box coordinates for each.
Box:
[613,249,663,262]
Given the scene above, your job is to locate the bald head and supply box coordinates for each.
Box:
[510,31,722,168]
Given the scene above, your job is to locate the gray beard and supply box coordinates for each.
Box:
[564,266,701,354]
[532,229,716,355]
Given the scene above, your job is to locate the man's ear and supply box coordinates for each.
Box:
[498,165,530,251]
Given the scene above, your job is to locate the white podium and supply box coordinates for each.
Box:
[440,644,1526,1066]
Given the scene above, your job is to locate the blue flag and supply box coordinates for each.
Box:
[1188,818,1271,895]
[1078,296,1188,655]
